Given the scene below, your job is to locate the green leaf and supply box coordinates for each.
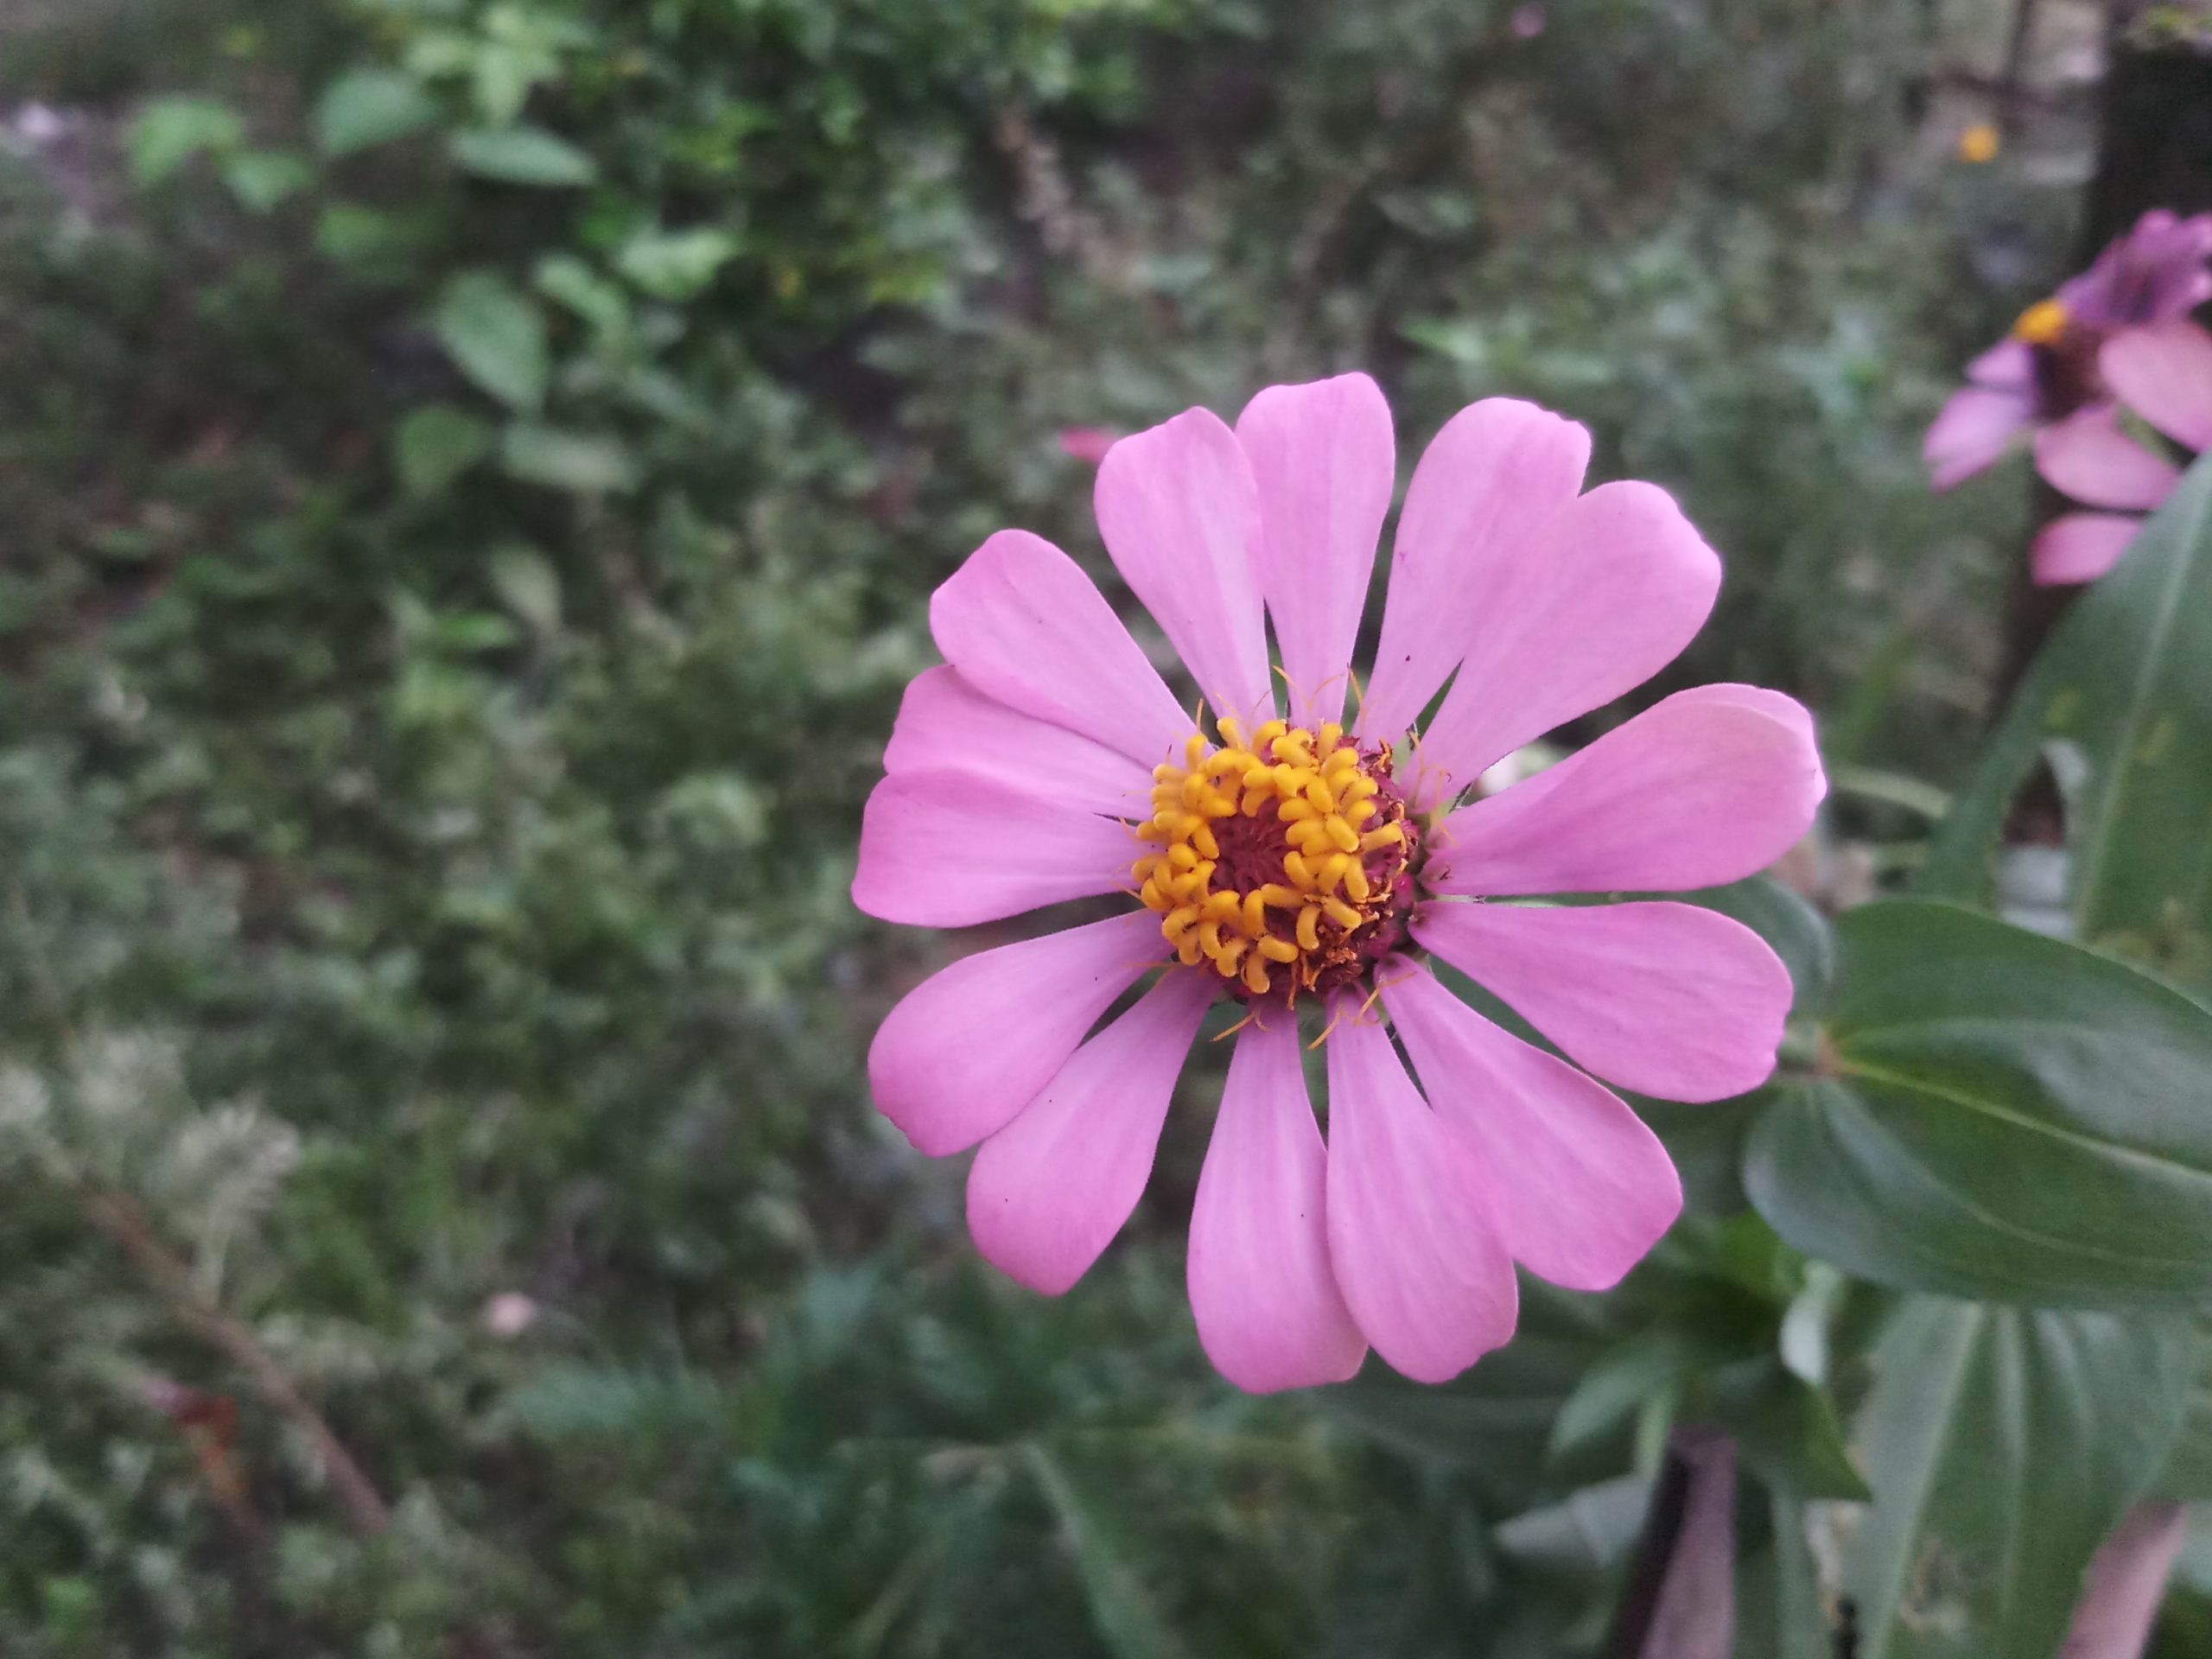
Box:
[499,425,638,494]
[1548,1328,1696,1463]
[1842,1299,2196,1659]
[1736,1493,1840,1659]
[127,97,245,185]
[1491,1474,1652,1577]
[220,149,313,213]
[616,226,741,301]
[394,405,492,499]
[535,254,631,334]
[315,204,421,277]
[448,125,598,187]
[1719,1360,1870,1503]
[486,544,562,636]
[2152,1343,2212,1499]
[434,274,549,412]
[1923,451,2212,992]
[1021,1444,1190,1659]
[499,422,637,493]
[1745,901,2212,1305]
[315,69,441,157]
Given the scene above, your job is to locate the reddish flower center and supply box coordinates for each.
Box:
[1130,718,1421,1005]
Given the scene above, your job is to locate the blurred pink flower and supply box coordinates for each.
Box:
[1927,210,2212,490]
[853,376,1824,1390]
[2031,321,2212,583]
[1510,5,1548,38]
[1056,426,1118,465]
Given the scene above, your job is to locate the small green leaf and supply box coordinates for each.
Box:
[448,125,598,187]
[127,97,245,185]
[486,543,562,636]
[220,149,313,213]
[535,255,631,334]
[435,274,549,412]
[616,226,741,301]
[1842,1299,2196,1659]
[499,425,637,493]
[315,69,441,157]
[315,203,416,273]
[1745,901,2212,1305]
[394,405,492,499]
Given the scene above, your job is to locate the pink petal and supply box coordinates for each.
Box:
[967,970,1214,1294]
[1094,407,1274,728]
[1322,1002,1517,1383]
[930,529,1194,769]
[2101,321,2212,451]
[1425,684,1825,898]
[1234,374,1395,725]
[1925,385,2034,490]
[1187,1016,1367,1392]
[1414,481,1721,804]
[2033,404,2183,510]
[1411,901,1793,1103]
[1966,337,2035,392]
[852,769,1137,926]
[868,911,1169,1157]
[885,666,1153,820]
[1382,962,1681,1289]
[2031,512,2142,587]
[1360,399,1592,744]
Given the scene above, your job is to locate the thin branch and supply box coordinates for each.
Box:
[78,1185,392,1537]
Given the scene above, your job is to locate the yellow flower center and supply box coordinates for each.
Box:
[1130,716,1417,1005]
[2012,298,2070,347]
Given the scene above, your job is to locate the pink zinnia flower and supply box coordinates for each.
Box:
[853,376,1825,1390]
[1926,210,2212,490]
[2031,321,2212,583]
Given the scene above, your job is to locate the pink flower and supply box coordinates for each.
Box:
[853,376,1824,1390]
[2031,321,2212,584]
[1927,210,2212,490]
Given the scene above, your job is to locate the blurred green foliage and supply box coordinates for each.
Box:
[0,0,2177,1653]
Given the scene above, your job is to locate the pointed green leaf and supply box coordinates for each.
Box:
[434,274,549,412]
[220,149,313,213]
[1746,902,2212,1305]
[315,69,441,158]
[1022,1444,1190,1659]
[1843,1300,2195,1659]
[499,425,637,494]
[616,226,741,301]
[394,405,492,499]
[448,125,598,187]
[127,97,245,185]
[1923,451,2212,992]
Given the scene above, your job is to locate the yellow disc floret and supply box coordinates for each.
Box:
[2012,298,2070,347]
[1130,716,1418,1006]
